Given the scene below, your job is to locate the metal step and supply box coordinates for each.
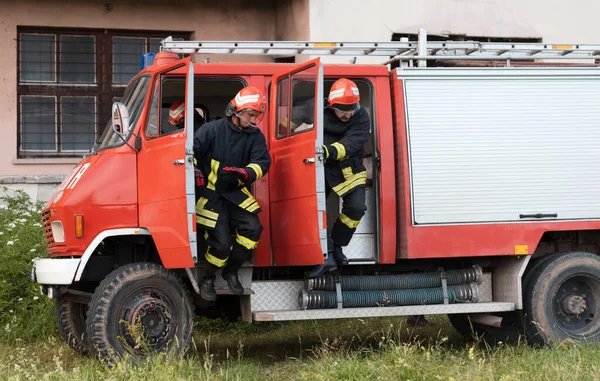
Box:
[252,302,515,321]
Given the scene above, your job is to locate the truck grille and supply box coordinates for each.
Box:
[42,210,54,245]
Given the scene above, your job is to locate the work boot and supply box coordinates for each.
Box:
[306,252,338,278]
[332,244,348,267]
[200,278,216,302]
[200,265,218,302]
[221,257,245,295]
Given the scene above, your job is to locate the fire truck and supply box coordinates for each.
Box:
[30,30,600,360]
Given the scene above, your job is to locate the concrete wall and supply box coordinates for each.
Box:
[0,0,309,201]
[308,0,600,64]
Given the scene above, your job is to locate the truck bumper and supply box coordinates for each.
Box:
[31,257,81,285]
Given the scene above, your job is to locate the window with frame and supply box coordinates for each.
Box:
[17,27,189,158]
[145,76,245,139]
[276,64,318,139]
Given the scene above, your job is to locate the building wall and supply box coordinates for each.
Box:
[308,0,600,64]
[0,0,309,201]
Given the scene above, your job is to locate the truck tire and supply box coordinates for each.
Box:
[55,296,90,355]
[523,252,600,346]
[86,262,195,362]
[447,312,521,345]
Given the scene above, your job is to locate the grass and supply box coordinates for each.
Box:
[1,188,600,380]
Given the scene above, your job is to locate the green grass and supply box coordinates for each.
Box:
[2,188,600,380]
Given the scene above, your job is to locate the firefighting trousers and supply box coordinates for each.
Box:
[196,197,263,270]
[327,184,366,247]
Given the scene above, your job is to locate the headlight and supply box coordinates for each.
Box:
[51,221,65,242]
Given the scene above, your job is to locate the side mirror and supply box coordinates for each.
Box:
[112,102,130,137]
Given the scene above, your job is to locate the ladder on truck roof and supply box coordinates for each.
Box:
[161,29,600,66]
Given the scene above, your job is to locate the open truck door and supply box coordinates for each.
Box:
[138,58,197,268]
[269,58,327,266]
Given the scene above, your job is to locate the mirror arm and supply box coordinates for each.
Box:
[115,131,140,152]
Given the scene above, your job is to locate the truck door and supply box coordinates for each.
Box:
[138,58,197,268]
[269,58,327,266]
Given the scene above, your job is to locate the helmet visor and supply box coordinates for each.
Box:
[236,108,265,128]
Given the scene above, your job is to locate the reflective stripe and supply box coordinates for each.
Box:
[193,158,197,166]
[331,142,346,160]
[195,198,219,220]
[323,145,330,159]
[245,202,260,213]
[339,212,360,229]
[342,166,353,180]
[195,197,218,227]
[239,187,261,212]
[207,159,220,191]
[235,234,259,250]
[332,171,367,196]
[205,250,227,267]
[247,163,263,180]
[196,216,217,228]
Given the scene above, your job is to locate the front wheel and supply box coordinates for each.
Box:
[523,252,600,346]
[55,296,90,355]
[86,262,195,362]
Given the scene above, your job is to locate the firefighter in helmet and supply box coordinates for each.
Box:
[168,99,206,133]
[193,86,271,302]
[305,78,370,277]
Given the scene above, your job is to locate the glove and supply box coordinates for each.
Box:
[220,167,248,190]
[194,167,205,187]
[222,167,249,182]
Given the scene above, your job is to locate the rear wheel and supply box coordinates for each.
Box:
[55,296,90,355]
[523,252,600,346]
[86,262,195,362]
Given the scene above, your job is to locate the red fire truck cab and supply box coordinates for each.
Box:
[31,33,600,360]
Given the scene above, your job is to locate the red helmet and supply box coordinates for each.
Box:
[169,100,185,126]
[328,78,360,112]
[226,86,267,127]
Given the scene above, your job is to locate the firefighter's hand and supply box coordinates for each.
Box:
[322,145,330,162]
[194,167,205,187]
[220,167,248,189]
[222,167,249,182]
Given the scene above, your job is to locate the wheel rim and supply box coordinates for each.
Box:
[552,273,600,337]
[117,287,177,354]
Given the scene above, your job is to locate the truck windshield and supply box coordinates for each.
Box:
[93,76,151,152]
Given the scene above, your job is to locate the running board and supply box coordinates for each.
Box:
[252,302,515,321]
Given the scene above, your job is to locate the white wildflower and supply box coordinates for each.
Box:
[18,298,22,302]
[33,223,42,227]
[8,223,16,228]
[17,218,27,224]
[6,241,13,246]
[0,232,4,235]
[14,364,20,370]
[33,296,39,301]
[30,248,36,252]
[0,205,7,210]
[22,212,31,217]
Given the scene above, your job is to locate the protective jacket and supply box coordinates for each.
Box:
[292,101,370,196]
[194,118,271,222]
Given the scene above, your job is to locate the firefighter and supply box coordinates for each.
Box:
[193,86,271,302]
[304,78,370,277]
[169,99,206,132]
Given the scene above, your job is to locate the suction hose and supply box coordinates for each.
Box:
[299,283,478,309]
[305,265,482,291]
